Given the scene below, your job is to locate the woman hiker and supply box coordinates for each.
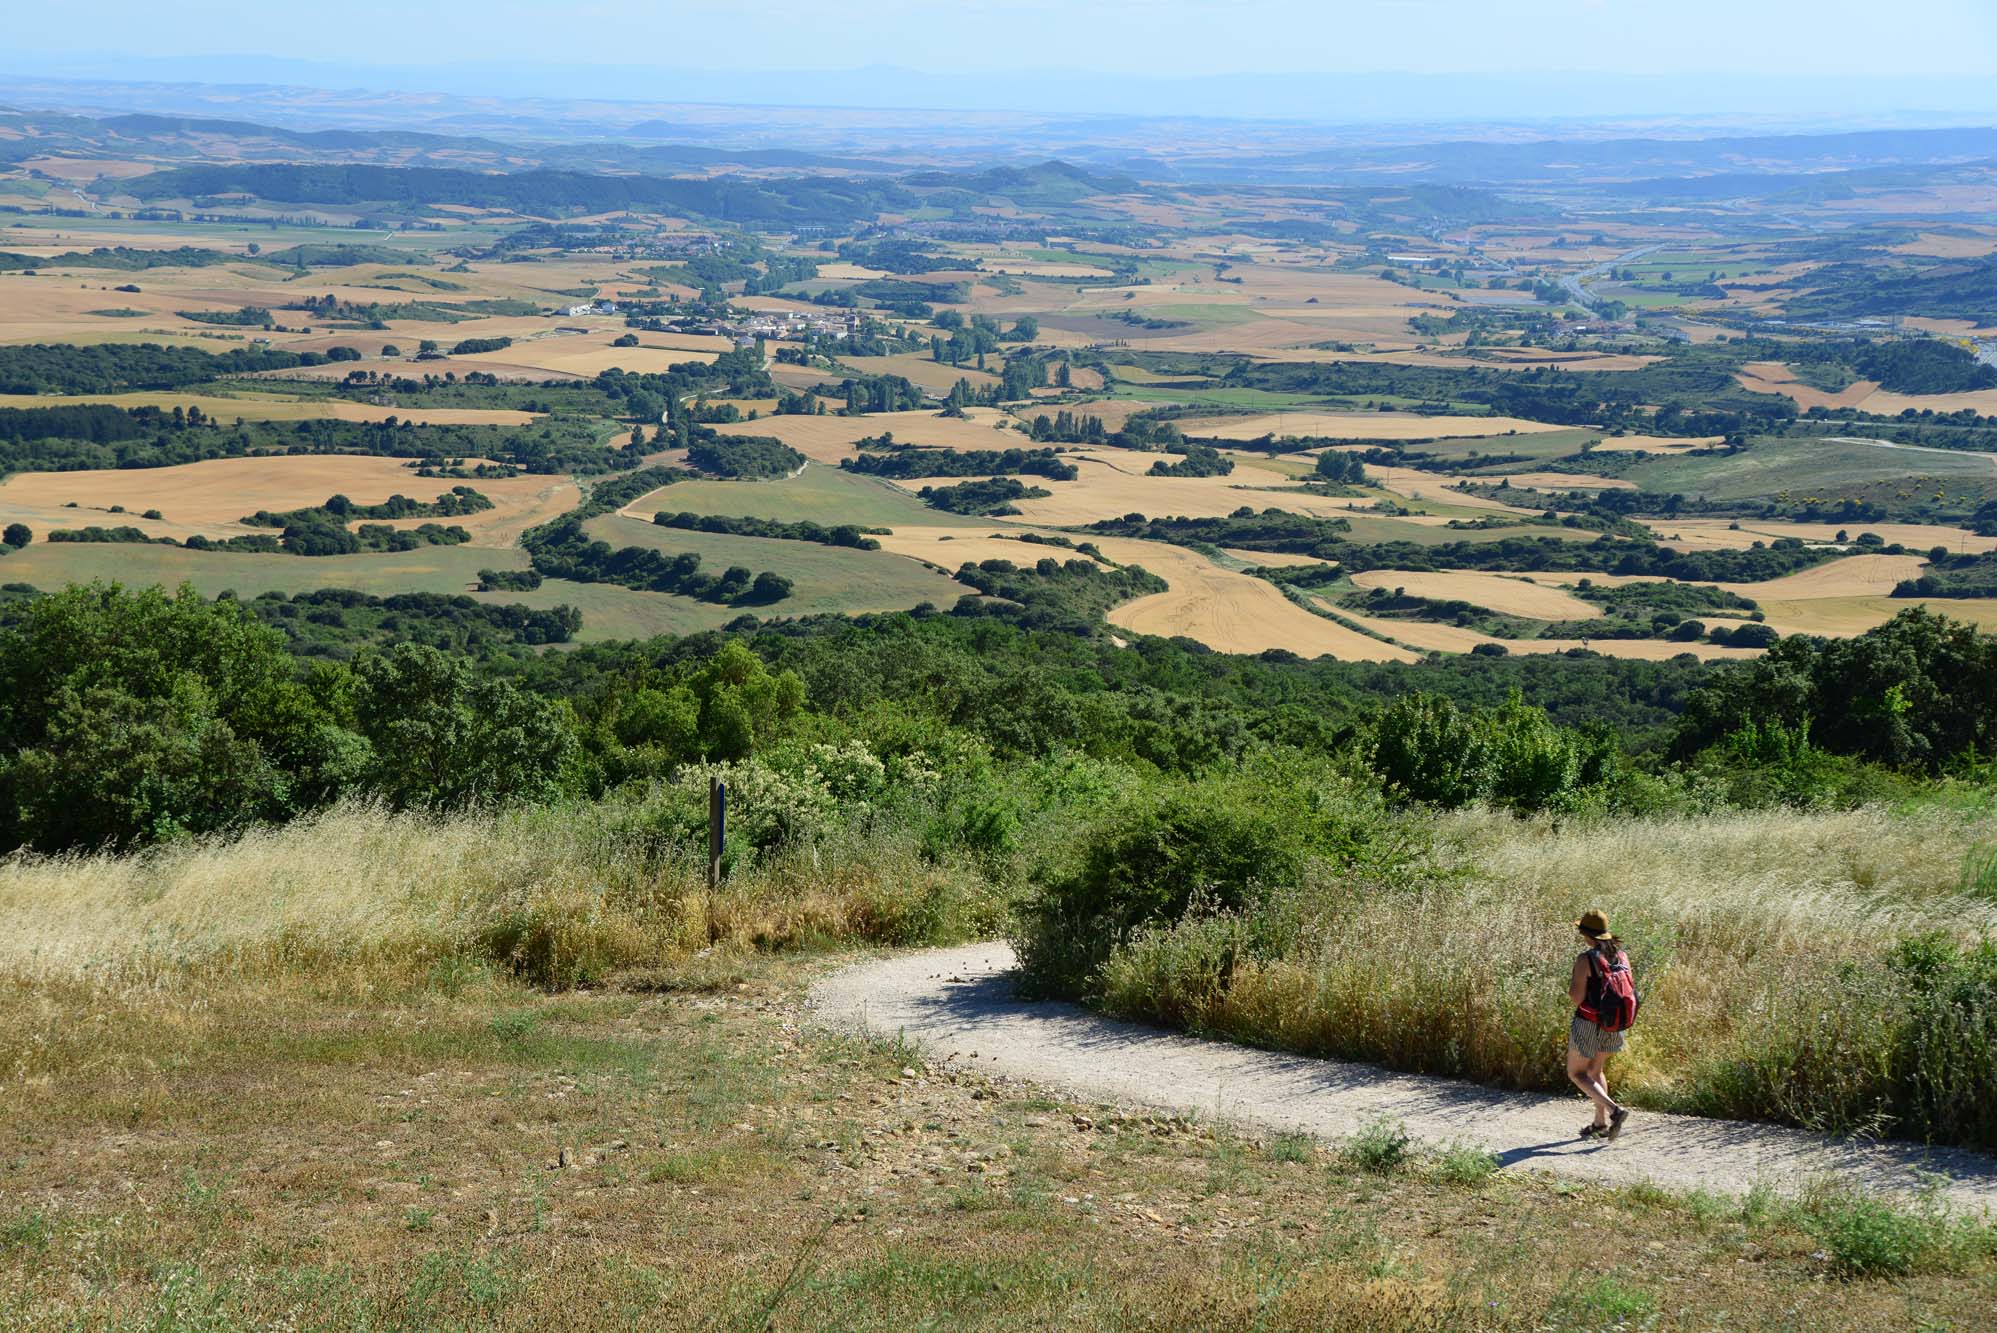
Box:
[1567,908,1639,1141]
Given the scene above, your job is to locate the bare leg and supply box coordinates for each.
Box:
[1585,1053,1620,1115]
[1567,1045,1614,1124]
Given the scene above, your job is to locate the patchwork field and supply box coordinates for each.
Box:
[0,456,577,547]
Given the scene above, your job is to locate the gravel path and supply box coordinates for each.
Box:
[811,943,1997,1212]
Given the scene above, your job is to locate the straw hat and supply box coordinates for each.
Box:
[1574,908,1616,942]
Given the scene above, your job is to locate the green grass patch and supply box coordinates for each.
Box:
[582,513,967,618]
[634,466,980,530]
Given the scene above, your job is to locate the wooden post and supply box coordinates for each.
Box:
[707,776,726,889]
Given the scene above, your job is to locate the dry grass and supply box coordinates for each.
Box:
[6,956,1985,1329]
[1101,804,1997,1129]
[1,799,1994,1322]
[0,802,998,992]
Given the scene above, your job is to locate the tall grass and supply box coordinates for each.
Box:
[1088,805,1997,1148]
[0,799,1004,991]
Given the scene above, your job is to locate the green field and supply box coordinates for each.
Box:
[471,576,735,641]
[584,513,968,616]
[1622,436,1997,503]
[1414,428,1600,467]
[0,542,512,598]
[635,466,982,529]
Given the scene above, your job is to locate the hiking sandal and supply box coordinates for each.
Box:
[1605,1107,1630,1141]
[1579,1123,1605,1140]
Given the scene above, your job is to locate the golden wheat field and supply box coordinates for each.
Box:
[1079,535,1415,659]
[1649,517,1997,553]
[1733,362,1879,411]
[1347,569,1603,619]
[0,455,578,546]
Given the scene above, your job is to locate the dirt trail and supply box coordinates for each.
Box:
[812,943,1997,1211]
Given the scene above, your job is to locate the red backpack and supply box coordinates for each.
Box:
[1586,948,1641,1033]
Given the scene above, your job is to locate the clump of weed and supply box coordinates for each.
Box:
[1266,1131,1316,1164]
[1794,1182,1995,1278]
[1344,1117,1412,1175]
[1431,1141,1499,1186]
[1552,1275,1655,1325]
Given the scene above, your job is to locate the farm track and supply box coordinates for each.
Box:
[813,942,1997,1211]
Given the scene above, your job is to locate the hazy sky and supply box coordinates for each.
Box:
[11,0,1997,78]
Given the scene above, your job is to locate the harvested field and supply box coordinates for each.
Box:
[1221,547,1331,569]
[1358,464,1539,514]
[708,408,1023,465]
[0,455,576,547]
[1327,604,1764,659]
[1348,569,1602,619]
[1720,553,1930,601]
[1749,595,1997,636]
[457,338,718,376]
[1886,231,1997,259]
[625,464,978,530]
[0,391,536,427]
[1349,566,1597,618]
[838,352,999,394]
[1094,536,1416,661]
[1003,454,1368,526]
[1180,412,1571,442]
[1588,435,1723,453]
[1856,386,1997,417]
[1487,471,1638,491]
[1734,362,1877,412]
[1649,518,1997,554]
[875,525,1105,572]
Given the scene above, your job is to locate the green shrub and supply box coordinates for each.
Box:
[1344,1117,1412,1174]
[1795,1183,1994,1278]
[1887,934,1997,1149]
[1431,1141,1499,1186]
[1013,764,1425,999]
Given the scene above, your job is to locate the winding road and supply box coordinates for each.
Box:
[812,943,1997,1210]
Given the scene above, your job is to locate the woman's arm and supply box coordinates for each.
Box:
[1569,954,1590,1008]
